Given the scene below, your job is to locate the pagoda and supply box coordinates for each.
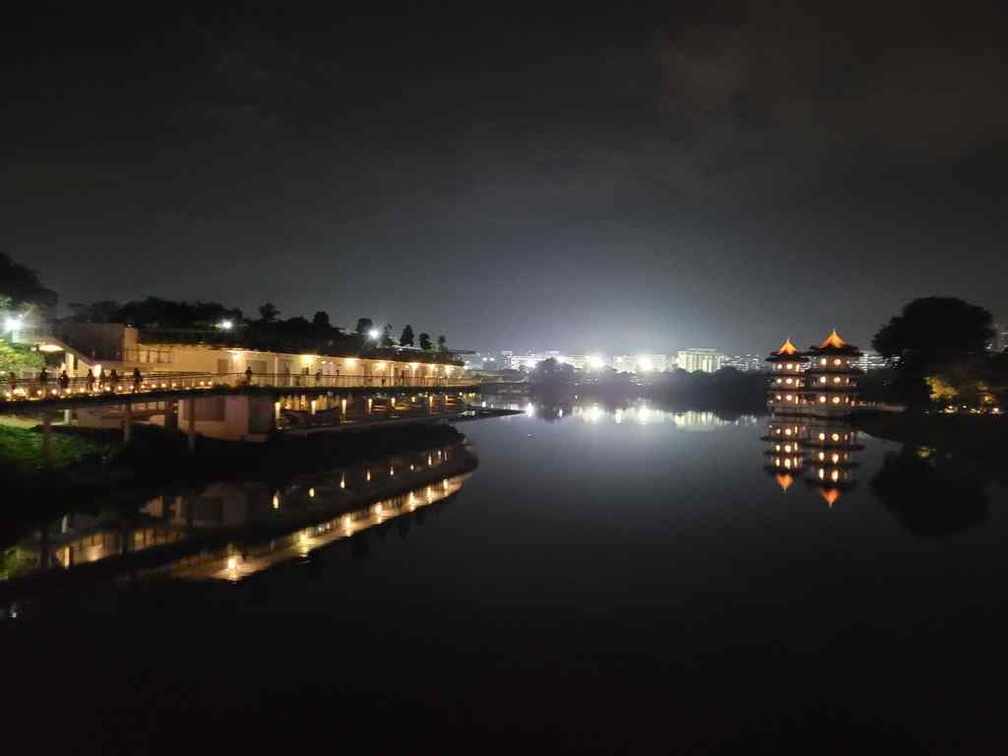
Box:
[764,338,808,415]
[803,330,862,416]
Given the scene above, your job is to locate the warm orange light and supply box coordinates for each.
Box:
[776,338,799,356]
[819,329,848,349]
[820,488,841,506]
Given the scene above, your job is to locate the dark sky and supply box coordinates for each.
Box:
[2,3,1005,353]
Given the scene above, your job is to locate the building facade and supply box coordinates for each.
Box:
[676,348,725,374]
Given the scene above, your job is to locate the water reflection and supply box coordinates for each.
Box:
[762,415,863,506]
[870,446,989,537]
[0,441,477,601]
[484,395,760,429]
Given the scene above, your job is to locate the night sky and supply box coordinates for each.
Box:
[3,4,1005,353]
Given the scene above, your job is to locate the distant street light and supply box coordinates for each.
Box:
[587,354,605,370]
[368,328,382,341]
[4,315,23,335]
[217,319,234,331]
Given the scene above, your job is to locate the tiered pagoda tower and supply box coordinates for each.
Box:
[761,330,864,504]
[803,417,863,506]
[764,339,808,415]
[803,330,862,417]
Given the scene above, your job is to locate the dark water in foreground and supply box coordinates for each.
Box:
[4,404,1008,752]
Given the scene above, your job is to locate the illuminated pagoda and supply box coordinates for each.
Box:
[803,330,862,416]
[761,417,807,491]
[804,417,863,506]
[764,338,808,415]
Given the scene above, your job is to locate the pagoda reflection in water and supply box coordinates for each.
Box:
[762,332,864,506]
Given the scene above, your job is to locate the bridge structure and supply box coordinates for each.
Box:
[0,371,482,460]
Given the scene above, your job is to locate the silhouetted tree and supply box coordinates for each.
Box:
[873,297,994,405]
[258,302,280,323]
[0,253,57,310]
[68,300,122,323]
[312,310,331,330]
[418,332,433,350]
[437,334,447,352]
[400,324,415,347]
[355,318,373,336]
[381,323,395,348]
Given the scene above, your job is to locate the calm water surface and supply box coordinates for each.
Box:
[5,404,1008,751]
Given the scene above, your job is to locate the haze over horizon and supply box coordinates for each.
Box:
[3,4,1005,353]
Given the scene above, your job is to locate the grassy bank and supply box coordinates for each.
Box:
[0,424,110,476]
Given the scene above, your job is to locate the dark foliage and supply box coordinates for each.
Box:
[0,252,58,309]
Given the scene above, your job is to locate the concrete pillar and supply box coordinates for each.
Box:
[187,397,197,453]
[123,401,132,445]
[165,399,179,432]
[41,414,53,468]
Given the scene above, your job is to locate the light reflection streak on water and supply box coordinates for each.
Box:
[205,472,471,582]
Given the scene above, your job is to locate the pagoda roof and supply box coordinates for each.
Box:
[766,337,809,362]
[818,487,842,507]
[807,329,861,355]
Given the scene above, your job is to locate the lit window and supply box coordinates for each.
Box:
[819,377,826,384]
[785,378,792,385]
[820,358,827,366]
[785,394,792,401]
[832,396,841,404]
[834,358,841,366]
[833,377,841,384]
[819,395,826,403]
[785,363,793,370]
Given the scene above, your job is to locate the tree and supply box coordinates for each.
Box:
[380,322,395,348]
[400,324,415,347]
[312,311,331,330]
[418,332,433,350]
[437,334,447,352]
[873,297,993,366]
[0,253,57,310]
[0,340,44,373]
[873,297,994,406]
[355,318,373,336]
[68,300,122,323]
[258,302,280,323]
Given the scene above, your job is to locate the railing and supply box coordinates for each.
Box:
[1,372,478,404]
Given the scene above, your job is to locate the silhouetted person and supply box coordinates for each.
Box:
[245,365,253,385]
[85,368,96,392]
[132,367,142,392]
[59,370,70,391]
[109,368,119,390]
[97,370,106,390]
[315,369,323,386]
[38,367,49,393]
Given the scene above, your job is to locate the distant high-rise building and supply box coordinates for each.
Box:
[991,322,1007,352]
[611,354,671,373]
[855,350,888,372]
[676,348,725,374]
[723,354,763,372]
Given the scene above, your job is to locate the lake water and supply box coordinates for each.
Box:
[4,401,1008,752]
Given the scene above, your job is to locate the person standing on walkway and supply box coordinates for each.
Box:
[245,365,253,386]
[109,368,120,391]
[59,370,70,392]
[86,368,96,392]
[38,367,49,394]
[133,367,142,392]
